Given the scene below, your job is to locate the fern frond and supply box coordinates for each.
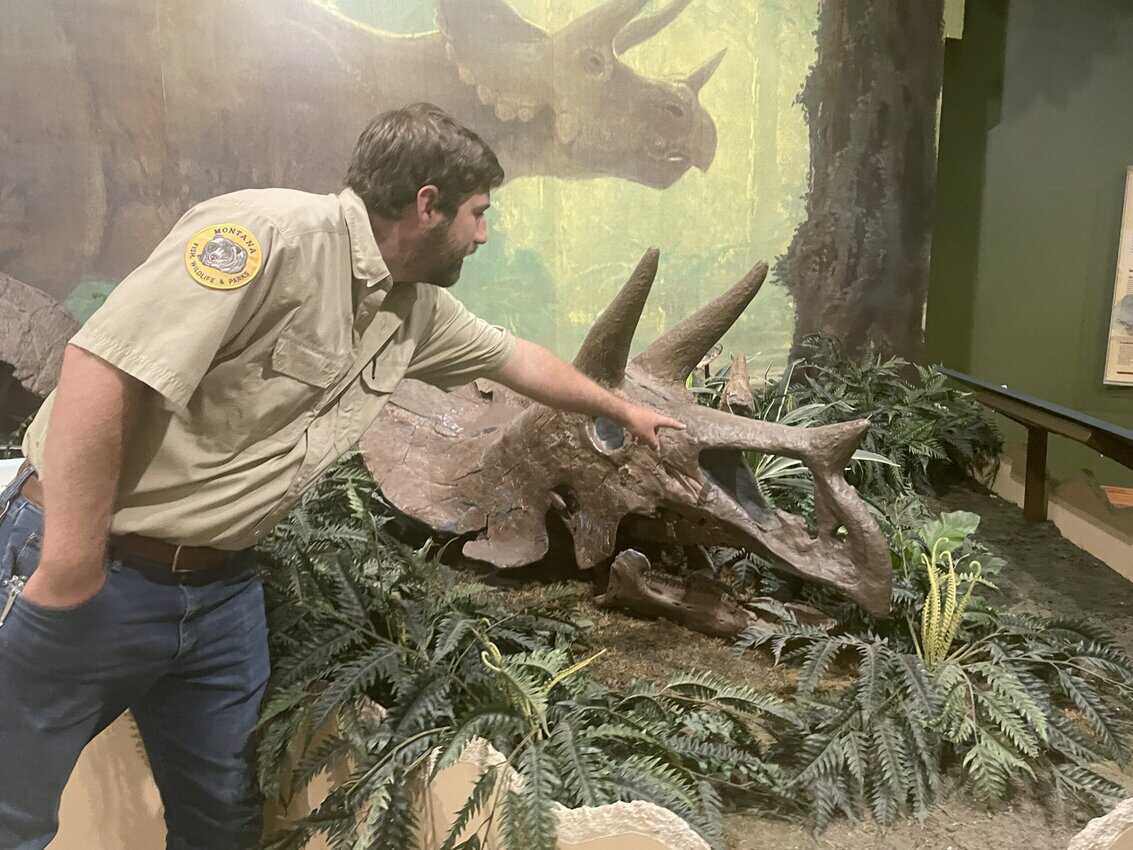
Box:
[975,662,1049,745]
[1049,762,1126,811]
[852,640,891,719]
[611,754,700,822]
[962,729,1031,802]
[797,637,853,698]
[550,718,608,807]
[274,627,367,691]
[386,668,454,741]
[433,706,526,777]
[439,764,502,850]
[895,653,937,719]
[1056,669,1123,756]
[433,614,481,664]
[516,741,558,850]
[870,718,909,822]
[975,690,1039,758]
[310,645,403,734]
[288,733,354,803]
[794,732,847,787]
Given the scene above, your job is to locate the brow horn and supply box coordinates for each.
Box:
[573,248,659,385]
[613,0,694,54]
[632,260,768,384]
[558,0,650,43]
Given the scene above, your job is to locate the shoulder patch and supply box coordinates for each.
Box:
[185,223,263,290]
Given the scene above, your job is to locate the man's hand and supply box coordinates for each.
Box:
[490,339,685,451]
[618,403,685,451]
[21,560,106,610]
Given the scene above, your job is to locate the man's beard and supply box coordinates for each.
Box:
[413,223,467,288]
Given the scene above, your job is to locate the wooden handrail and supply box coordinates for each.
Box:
[940,368,1133,521]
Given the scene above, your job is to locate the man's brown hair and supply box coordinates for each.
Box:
[345,103,505,219]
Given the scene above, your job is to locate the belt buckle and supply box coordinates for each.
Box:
[170,544,190,574]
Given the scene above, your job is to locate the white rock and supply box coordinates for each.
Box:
[1069,798,1133,850]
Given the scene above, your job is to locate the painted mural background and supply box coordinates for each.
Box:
[2,0,944,390]
[1,0,821,377]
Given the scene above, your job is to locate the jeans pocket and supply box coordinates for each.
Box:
[8,524,118,620]
[1,499,39,600]
[15,577,111,618]
[15,566,115,621]
[13,530,41,578]
[0,536,11,591]
[0,509,37,632]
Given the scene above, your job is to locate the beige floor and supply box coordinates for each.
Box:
[51,713,167,848]
[48,718,703,850]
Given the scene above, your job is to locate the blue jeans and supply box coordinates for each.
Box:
[0,466,269,849]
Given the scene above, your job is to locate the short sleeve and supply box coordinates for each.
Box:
[68,196,281,407]
[405,287,517,391]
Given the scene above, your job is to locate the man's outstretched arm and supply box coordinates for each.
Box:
[23,345,144,609]
[489,338,684,450]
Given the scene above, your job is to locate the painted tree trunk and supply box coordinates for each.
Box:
[778,0,945,360]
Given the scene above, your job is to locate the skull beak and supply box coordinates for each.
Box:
[691,112,717,172]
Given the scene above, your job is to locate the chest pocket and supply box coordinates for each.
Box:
[272,333,348,388]
[247,331,350,439]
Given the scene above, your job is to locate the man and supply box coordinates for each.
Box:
[0,103,682,849]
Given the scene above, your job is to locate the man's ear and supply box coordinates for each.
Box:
[416,185,444,224]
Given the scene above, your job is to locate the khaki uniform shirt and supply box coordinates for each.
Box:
[23,187,516,549]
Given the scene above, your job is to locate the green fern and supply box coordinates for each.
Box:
[256,454,790,849]
[692,334,1003,507]
[735,508,1133,829]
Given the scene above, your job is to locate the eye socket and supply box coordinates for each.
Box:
[664,102,686,119]
[582,50,607,77]
[591,416,626,451]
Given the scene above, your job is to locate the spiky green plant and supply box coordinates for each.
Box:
[918,540,982,670]
[735,509,1133,829]
[784,335,1002,497]
[255,454,796,850]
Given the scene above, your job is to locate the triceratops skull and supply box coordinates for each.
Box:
[361,250,892,616]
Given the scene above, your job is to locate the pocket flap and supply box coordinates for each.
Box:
[271,333,347,388]
[360,358,406,394]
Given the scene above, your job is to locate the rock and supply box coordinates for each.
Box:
[0,272,77,397]
[0,272,78,429]
[1068,798,1133,850]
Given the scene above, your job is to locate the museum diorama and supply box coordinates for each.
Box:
[3,0,1133,849]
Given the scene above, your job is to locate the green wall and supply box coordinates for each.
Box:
[927,0,1133,487]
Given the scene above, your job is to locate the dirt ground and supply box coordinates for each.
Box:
[481,480,1133,849]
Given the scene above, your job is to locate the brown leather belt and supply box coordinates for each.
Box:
[17,464,236,573]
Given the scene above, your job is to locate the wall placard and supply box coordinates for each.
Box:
[1104,167,1133,386]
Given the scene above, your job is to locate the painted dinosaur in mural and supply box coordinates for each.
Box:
[0,0,722,301]
[361,250,893,627]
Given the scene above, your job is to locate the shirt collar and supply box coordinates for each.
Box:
[338,187,390,287]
